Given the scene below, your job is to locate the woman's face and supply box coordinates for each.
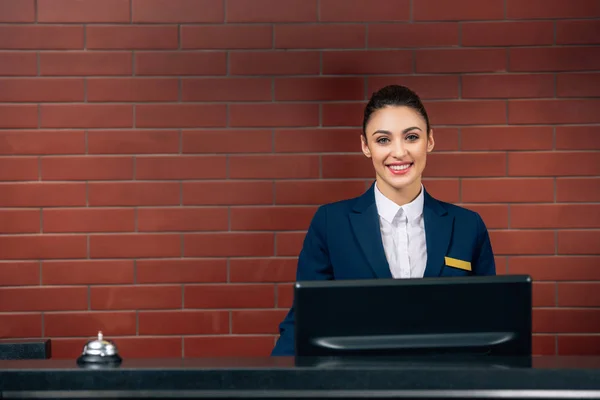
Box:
[361,105,435,200]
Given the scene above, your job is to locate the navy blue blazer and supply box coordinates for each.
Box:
[271,183,496,356]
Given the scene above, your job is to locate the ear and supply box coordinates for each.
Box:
[426,129,435,153]
[361,135,371,158]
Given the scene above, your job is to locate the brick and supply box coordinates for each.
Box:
[90,234,181,258]
[0,314,41,338]
[0,0,34,22]
[533,335,556,356]
[368,76,459,99]
[0,287,87,311]
[0,183,85,207]
[0,131,84,155]
[132,0,223,23]
[137,207,229,232]
[139,311,228,335]
[230,103,319,128]
[320,0,409,21]
[557,73,600,98]
[369,23,458,48]
[41,104,133,128]
[43,208,135,233]
[182,130,272,153]
[489,231,555,255]
[509,100,600,124]
[182,25,272,49]
[227,0,316,22]
[510,47,600,72]
[275,77,364,101]
[137,259,227,284]
[0,262,40,285]
[322,154,372,178]
[323,51,412,74]
[512,205,600,229]
[276,282,294,306]
[557,20,600,45]
[508,256,600,281]
[43,260,135,285]
[0,158,37,180]
[88,130,179,154]
[461,127,553,151]
[135,52,226,76]
[91,285,182,310]
[462,74,554,99]
[136,104,226,128]
[230,51,319,75]
[88,182,180,206]
[87,78,178,102]
[184,233,274,257]
[232,310,287,334]
[558,283,600,307]
[462,178,554,203]
[275,24,365,49]
[0,53,37,76]
[274,128,360,153]
[0,78,84,102]
[414,0,504,21]
[276,180,366,205]
[230,258,297,283]
[87,25,178,50]
[182,181,273,205]
[58,337,183,359]
[0,105,37,128]
[558,231,600,255]
[231,206,316,231]
[534,309,600,334]
[533,283,556,307]
[422,179,460,203]
[0,26,84,49]
[506,0,600,19]
[460,205,508,229]
[425,101,506,125]
[425,153,506,177]
[462,22,554,46]
[45,312,136,337]
[0,235,86,259]
[38,0,129,22]
[135,156,227,179]
[509,152,600,176]
[182,78,271,101]
[185,284,275,308]
[556,126,600,150]
[322,103,365,127]
[417,49,506,73]
[559,336,600,356]
[185,336,275,357]
[41,156,133,180]
[557,178,600,202]
[41,51,132,76]
[229,155,319,179]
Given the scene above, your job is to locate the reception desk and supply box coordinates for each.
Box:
[1,356,600,399]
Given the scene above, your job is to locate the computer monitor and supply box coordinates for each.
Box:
[294,275,532,357]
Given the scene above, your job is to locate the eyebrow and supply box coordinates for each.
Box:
[371,126,422,136]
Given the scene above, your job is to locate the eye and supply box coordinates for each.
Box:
[406,133,419,141]
[376,136,390,144]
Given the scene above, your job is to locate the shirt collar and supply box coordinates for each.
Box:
[374,183,425,224]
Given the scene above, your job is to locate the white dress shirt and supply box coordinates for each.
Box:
[374,183,428,279]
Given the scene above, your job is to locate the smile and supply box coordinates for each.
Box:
[386,163,413,175]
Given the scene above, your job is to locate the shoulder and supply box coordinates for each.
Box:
[428,195,488,235]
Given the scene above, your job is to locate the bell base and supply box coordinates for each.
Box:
[76,353,122,368]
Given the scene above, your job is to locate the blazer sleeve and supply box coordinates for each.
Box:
[472,213,496,276]
[271,205,334,356]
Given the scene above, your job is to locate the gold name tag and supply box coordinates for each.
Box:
[445,257,472,271]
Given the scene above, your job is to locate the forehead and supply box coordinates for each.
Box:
[366,106,426,132]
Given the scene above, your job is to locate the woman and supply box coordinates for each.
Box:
[271,85,496,356]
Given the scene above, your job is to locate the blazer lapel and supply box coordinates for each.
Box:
[349,184,392,279]
[423,190,454,277]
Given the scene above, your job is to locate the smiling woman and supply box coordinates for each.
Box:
[271,85,497,357]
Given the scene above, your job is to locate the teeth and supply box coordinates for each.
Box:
[389,164,411,171]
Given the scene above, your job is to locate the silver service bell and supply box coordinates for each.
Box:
[76,331,122,367]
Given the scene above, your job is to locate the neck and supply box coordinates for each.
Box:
[376,178,422,207]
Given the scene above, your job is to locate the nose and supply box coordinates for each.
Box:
[391,139,407,158]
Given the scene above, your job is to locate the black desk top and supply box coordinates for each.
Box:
[1,356,600,398]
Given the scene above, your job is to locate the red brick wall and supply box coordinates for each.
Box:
[0,0,598,358]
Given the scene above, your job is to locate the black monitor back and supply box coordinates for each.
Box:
[294,275,532,357]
